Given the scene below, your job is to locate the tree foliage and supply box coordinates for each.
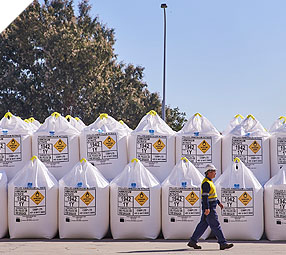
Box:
[0,0,186,130]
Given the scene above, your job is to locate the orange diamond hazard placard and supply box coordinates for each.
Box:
[7,138,20,152]
[103,136,116,149]
[31,191,45,205]
[198,140,211,154]
[81,191,94,206]
[135,191,148,206]
[239,192,252,206]
[186,191,199,206]
[249,140,261,154]
[153,139,165,152]
[54,139,67,152]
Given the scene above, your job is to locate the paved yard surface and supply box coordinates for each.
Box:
[0,239,286,255]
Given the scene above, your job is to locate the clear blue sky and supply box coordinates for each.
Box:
[47,1,286,131]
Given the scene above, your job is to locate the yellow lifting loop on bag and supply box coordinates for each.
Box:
[100,113,108,119]
[181,157,189,162]
[75,117,80,121]
[131,158,139,163]
[246,114,255,120]
[147,110,157,116]
[119,120,124,125]
[65,115,72,121]
[234,114,244,119]
[194,112,202,118]
[279,116,286,124]
[31,156,38,162]
[51,112,61,118]
[80,158,87,163]
[4,112,13,119]
[29,117,35,122]
[24,119,30,123]
[234,157,241,163]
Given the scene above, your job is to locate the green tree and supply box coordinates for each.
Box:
[0,0,186,130]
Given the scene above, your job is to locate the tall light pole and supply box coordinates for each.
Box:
[161,3,167,121]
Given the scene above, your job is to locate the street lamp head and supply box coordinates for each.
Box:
[161,3,167,8]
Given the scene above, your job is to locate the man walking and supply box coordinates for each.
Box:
[187,164,234,250]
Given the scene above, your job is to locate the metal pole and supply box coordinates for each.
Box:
[161,4,167,121]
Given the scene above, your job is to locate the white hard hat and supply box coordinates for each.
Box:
[204,164,217,175]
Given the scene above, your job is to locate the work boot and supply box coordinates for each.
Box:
[187,241,202,249]
[220,243,234,250]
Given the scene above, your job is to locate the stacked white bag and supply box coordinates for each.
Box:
[119,120,133,134]
[162,157,211,239]
[32,112,80,180]
[222,114,244,135]
[8,156,58,239]
[269,116,286,177]
[59,158,109,239]
[222,114,270,185]
[80,113,128,182]
[176,113,222,178]
[0,112,32,180]
[215,158,263,240]
[110,158,161,239]
[0,171,8,238]
[264,166,286,240]
[28,117,41,129]
[65,115,86,132]
[129,110,176,183]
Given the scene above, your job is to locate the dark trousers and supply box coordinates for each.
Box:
[190,202,226,244]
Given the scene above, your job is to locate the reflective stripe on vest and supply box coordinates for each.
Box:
[201,177,217,200]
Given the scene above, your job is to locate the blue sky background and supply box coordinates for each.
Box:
[42,1,286,131]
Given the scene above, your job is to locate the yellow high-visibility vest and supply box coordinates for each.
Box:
[201,177,217,201]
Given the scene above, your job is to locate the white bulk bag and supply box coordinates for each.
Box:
[269,116,286,133]
[222,114,270,185]
[222,114,244,135]
[32,112,80,180]
[129,110,176,183]
[269,117,286,177]
[65,115,86,132]
[162,157,211,239]
[215,158,263,240]
[80,113,128,182]
[59,158,109,239]
[176,113,222,179]
[8,156,58,239]
[119,120,133,134]
[0,112,32,180]
[110,159,161,239]
[0,171,8,238]
[264,166,286,240]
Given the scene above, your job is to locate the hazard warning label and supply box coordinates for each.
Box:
[168,187,201,219]
[221,188,254,220]
[7,138,20,152]
[86,133,118,163]
[30,191,45,205]
[38,136,69,164]
[0,135,22,165]
[14,187,46,220]
[277,137,286,164]
[117,188,150,220]
[64,187,96,217]
[135,191,149,206]
[274,189,286,219]
[181,136,212,167]
[103,136,116,150]
[232,137,263,165]
[81,191,94,206]
[136,135,167,165]
[54,139,67,153]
